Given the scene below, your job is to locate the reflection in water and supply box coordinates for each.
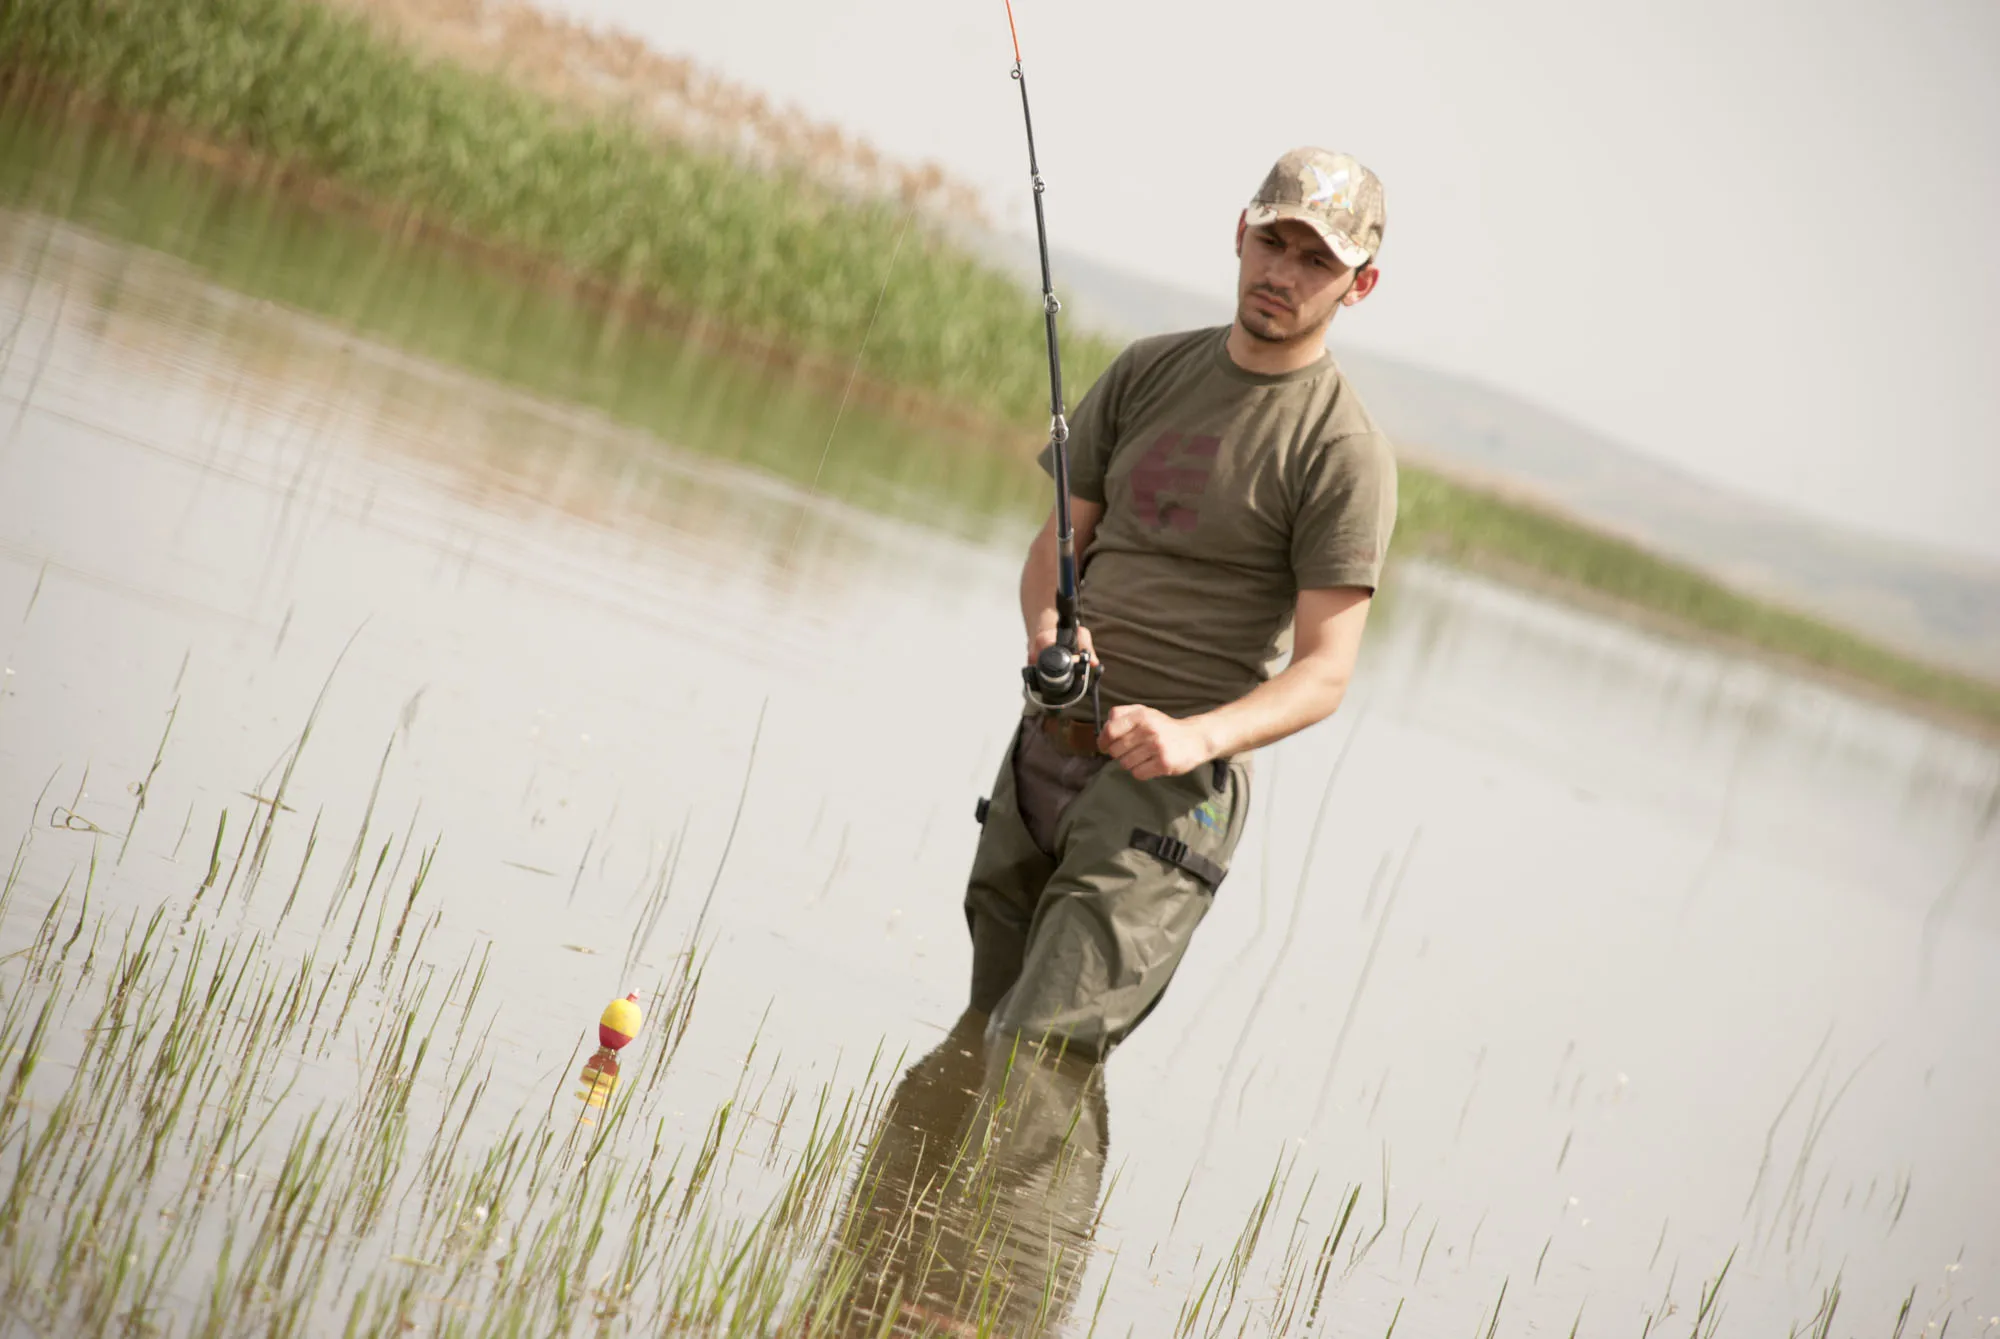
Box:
[818,1012,1107,1338]
[576,1048,620,1122]
[0,106,1045,536]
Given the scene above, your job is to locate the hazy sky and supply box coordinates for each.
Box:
[538,0,2000,563]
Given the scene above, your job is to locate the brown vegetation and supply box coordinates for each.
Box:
[326,0,985,222]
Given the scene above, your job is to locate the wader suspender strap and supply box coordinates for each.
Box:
[1129,829,1226,890]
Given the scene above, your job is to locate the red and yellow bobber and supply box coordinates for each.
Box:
[599,991,643,1051]
[576,992,644,1121]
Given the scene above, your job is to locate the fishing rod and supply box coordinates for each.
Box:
[1006,0,1099,720]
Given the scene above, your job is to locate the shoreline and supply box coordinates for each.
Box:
[0,73,1026,458]
[2,0,1996,734]
[1405,548,2000,745]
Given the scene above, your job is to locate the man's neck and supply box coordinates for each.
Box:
[1225,321,1330,377]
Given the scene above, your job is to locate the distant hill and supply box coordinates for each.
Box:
[959,227,2000,681]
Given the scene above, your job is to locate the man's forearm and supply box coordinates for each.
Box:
[1190,654,1350,759]
[1018,501,1105,655]
[1019,527,1060,643]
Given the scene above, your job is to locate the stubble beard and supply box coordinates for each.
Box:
[1237,291,1334,347]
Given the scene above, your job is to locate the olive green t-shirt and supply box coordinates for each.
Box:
[1038,326,1397,720]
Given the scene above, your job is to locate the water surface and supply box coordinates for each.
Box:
[1,169,1996,1336]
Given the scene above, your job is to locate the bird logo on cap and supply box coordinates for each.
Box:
[1306,164,1352,213]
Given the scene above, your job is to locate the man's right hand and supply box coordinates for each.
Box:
[1027,623,1095,668]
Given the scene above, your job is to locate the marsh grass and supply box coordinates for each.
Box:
[0,683,1946,1337]
[0,0,1111,432]
[0,933,1864,1339]
[0,111,1049,532]
[0,684,1362,1337]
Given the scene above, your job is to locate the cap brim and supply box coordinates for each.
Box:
[1244,203,1373,268]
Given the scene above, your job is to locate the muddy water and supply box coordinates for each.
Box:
[1,179,1997,1333]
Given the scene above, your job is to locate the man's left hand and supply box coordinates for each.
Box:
[1099,705,1213,781]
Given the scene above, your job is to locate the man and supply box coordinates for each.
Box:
[962,146,1398,1059]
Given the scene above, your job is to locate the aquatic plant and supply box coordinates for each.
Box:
[0,0,1118,431]
[0,744,1394,1337]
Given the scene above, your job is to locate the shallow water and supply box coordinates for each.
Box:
[1,161,1997,1335]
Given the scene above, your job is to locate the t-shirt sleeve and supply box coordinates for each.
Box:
[1035,347,1129,505]
[1291,431,1399,591]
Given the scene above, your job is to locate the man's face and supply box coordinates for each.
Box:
[1233,216,1374,344]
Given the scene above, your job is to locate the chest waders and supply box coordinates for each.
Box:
[1005,0,1102,731]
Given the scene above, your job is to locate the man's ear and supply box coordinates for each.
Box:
[1343,265,1381,306]
[1234,210,1248,258]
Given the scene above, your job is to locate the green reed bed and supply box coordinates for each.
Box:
[0,0,1117,430]
[0,106,1049,532]
[1396,469,2000,729]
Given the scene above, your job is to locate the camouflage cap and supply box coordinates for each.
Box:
[1245,147,1386,268]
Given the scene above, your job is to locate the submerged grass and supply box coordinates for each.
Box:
[0,789,1359,1336]
[0,0,1996,729]
[0,887,1920,1336]
[0,673,1959,1335]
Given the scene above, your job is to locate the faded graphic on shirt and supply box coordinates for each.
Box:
[1129,431,1220,532]
[1037,326,1399,720]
